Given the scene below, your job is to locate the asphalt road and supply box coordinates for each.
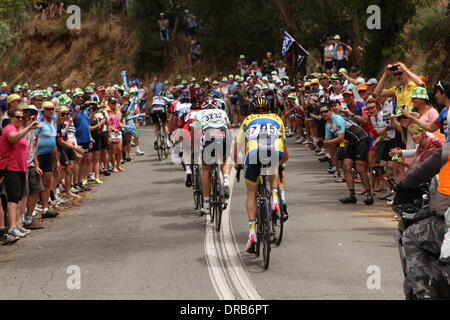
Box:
[0,126,404,300]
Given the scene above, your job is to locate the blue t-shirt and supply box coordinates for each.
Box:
[150,82,164,96]
[325,113,346,139]
[35,120,57,155]
[69,103,91,144]
[434,107,449,142]
[0,90,8,110]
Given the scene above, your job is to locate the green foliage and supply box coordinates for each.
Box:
[413,6,449,49]
[8,52,20,67]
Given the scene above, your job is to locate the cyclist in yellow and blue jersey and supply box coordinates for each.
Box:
[233,97,289,253]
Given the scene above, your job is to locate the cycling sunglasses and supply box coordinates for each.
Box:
[320,109,330,114]
[61,112,70,116]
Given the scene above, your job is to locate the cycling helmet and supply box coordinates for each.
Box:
[201,97,218,109]
[211,90,221,98]
[250,97,269,113]
[179,94,191,103]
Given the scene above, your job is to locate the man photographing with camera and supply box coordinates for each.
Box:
[374,62,425,108]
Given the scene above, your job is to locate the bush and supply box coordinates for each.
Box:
[8,52,20,67]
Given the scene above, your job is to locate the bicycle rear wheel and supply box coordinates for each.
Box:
[193,165,202,211]
[272,193,284,246]
[162,133,169,159]
[156,134,162,161]
[211,169,217,224]
[214,172,223,232]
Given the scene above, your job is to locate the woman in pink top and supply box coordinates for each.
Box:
[0,109,40,238]
[411,86,439,131]
[107,98,124,172]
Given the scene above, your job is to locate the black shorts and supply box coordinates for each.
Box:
[90,135,101,152]
[316,121,326,139]
[79,142,90,152]
[60,148,75,169]
[151,109,168,124]
[344,138,369,161]
[38,153,54,173]
[100,132,109,150]
[379,133,405,162]
[201,127,231,165]
[1,170,26,203]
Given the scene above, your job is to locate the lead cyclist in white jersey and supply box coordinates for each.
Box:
[194,98,233,218]
[151,92,172,149]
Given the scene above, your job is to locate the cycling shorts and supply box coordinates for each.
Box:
[343,138,369,162]
[201,127,231,165]
[244,149,283,185]
[151,109,168,124]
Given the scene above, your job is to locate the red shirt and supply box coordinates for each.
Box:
[0,124,29,172]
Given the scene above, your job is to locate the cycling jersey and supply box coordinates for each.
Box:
[194,109,230,131]
[174,102,192,128]
[151,95,170,112]
[237,113,286,157]
[325,113,368,145]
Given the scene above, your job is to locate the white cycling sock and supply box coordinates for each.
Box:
[186,165,192,175]
[203,197,210,209]
[249,220,256,236]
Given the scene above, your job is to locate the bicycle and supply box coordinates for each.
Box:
[236,165,272,270]
[210,163,224,231]
[155,117,170,161]
[191,150,202,213]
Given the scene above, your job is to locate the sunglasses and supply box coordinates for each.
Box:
[14,115,24,120]
[366,106,376,110]
[320,110,329,114]
[61,112,70,116]
[45,108,55,111]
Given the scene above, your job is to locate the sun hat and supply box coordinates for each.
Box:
[72,88,85,97]
[357,83,369,91]
[410,86,429,100]
[42,101,55,109]
[23,104,38,111]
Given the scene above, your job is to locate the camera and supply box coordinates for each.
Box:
[389,65,399,72]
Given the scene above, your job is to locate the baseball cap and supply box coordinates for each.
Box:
[338,68,348,74]
[228,75,234,79]
[319,73,329,79]
[23,104,38,111]
[410,87,429,100]
[357,83,369,91]
[7,94,22,104]
[349,66,359,73]
[304,82,311,87]
[333,35,341,40]
[310,79,319,85]
[271,71,278,75]
[42,101,55,109]
[191,77,197,82]
[239,54,245,59]
[367,78,378,86]
[1,82,7,87]
[342,90,354,96]
[97,86,106,91]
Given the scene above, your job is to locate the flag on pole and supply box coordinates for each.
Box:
[296,43,310,67]
[282,31,295,57]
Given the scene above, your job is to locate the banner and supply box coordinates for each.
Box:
[281,31,295,57]
[296,43,310,67]
[121,70,129,88]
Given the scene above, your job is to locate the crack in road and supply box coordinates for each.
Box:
[40,271,55,298]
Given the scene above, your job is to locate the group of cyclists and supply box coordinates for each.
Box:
[148,54,450,254]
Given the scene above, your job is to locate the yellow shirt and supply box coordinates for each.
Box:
[236,113,286,156]
[389,81,417,108]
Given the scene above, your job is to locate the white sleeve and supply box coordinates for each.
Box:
[402,149,417,158]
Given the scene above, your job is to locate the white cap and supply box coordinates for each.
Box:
[368,78,378,85]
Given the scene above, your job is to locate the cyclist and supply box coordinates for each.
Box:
[173,94,193,186]
[232,97,289,253]
[151,91,172,149]
[194,98,232,218]
[210,90,227,110]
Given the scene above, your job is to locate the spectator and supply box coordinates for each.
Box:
[0,109,40,239]
[159,12,170,41]
[374,62,425,108]
[150,76,164,97]
[22,104,45,230]
[262,52,275,75]
[0,82,9,114]
[237,55,249,78]
[341,66,366,102]
[35,101,60,219]
[323,36,334,72]
[34,1,48,21]
[187,40,202,69]
[184,9,198,39]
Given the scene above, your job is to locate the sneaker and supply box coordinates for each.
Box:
[94,178,104,184]
[16,225,31,235]
[55,197,68,205]
[82,179,88,186]
[24,220,44,230]
[7,227,26,238]
[135,150,145,156]
[339,196,357,204]
[326,167,336,174]
[316,150,325,156]
[364,194,374,205]
[301,140,308,145]
[32,209,39,217]
[88,173,95,182]
[82,186,92,192]
[108,163,114,171]
[245,234,257,253]
[185,173,192,188]
[386,199,394,206]
[70,186,79,194]
[281,203,289,222]
[42,211,59,219]
[296,138,304,144]
[2,233,19,245]
[201,207,210,217]
[318,156,330,163]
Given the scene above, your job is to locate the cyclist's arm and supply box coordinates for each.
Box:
[324,132,345,145]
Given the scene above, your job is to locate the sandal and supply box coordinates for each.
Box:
[335,178,345,183]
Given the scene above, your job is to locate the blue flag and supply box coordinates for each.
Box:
[282,31,295,57]
[121,70,129,88]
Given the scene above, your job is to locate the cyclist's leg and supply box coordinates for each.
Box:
[244,158,260,251]
[182,126,193,187]
[201,162,211,215]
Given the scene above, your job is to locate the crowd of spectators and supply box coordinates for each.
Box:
[0,81,148,245]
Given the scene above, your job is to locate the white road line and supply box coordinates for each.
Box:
[205,167,262,300]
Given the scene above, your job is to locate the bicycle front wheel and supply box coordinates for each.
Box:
[214,174,223,232]
[272,193,284,246]
[162,134,169,159]
[156,134,162,161]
